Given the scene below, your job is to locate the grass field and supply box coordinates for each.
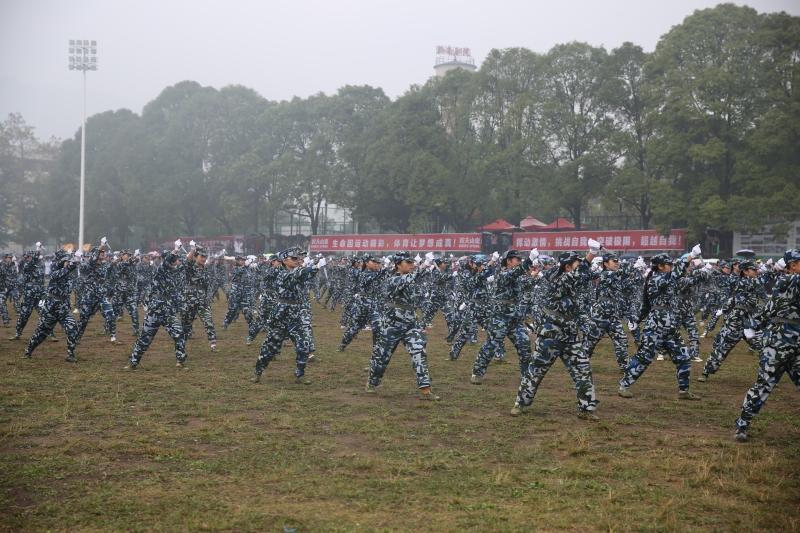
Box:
[1,299,798,531]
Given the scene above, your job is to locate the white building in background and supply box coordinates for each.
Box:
[433,46,477,77]
[733,220,800,257]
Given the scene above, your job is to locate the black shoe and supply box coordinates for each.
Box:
[734,430,748,442]
[65,355,77,363]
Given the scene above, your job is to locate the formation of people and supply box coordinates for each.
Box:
[3,237,798,443]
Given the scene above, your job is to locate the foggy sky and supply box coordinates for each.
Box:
[2,0,798,141]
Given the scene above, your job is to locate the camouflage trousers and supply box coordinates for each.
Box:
[113,290,139,336]
[676,305,700,358]
[704,310,761,376]
[15,290,44,337]
[25,301,78,359]
[735,324,800,432]
[472,308,529,379]
[5,287,20,314]
[583,316,629,370]
[255,306,314,378]
[369,315,431,389]
[246,295,274,340]
[705,308,724,335]
[77,293,117,340]
[450,305,478,360]
[182,298,216,343]
[620,313,692,391]
[516,328,598,413]
[223,287,253,328]
[443,301,462,341]
[129,310,186,365]
[340,301,381,349]
[0,288,10,325]
[421,294,445,325]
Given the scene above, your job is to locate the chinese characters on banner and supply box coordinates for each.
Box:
[436,46,471,57]
[512,229,686,251]
[309,234,482,253]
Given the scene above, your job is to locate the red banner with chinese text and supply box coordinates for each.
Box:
[512,229,686,251]
[309,233,482,253]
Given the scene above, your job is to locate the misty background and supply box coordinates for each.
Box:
[3,0,798,140]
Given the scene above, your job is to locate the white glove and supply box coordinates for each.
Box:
[423,259,431,268]
[703,263,713,271]
[383,257,391,267]
[317,257,327,268]
[634,256,646,270]
[766,258,773,266]
[587,238,602,253]
[425,252,435,262]
[487,275,495,283]
[174,239,182,250]
[414,254,422,264]
[743,328,757,339]
[74,250,83,258]
[692,258,704,267]
[249,262,258,270]
[100,237,107,245]
[776,258,786,270]
[189,240,196,247]
[529,248,539,261]
[689,243,702,258]
[35,241,42,250]
[628,321,637,331]
[134,248,140,256]
[491,251,500,261]
[458,302,466,311]
[303,256,312,267]
[715,309,723,317]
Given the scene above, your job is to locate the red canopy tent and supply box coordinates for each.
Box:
[519,216,548,230]
[541,217,576,230]
[477,219,520,232]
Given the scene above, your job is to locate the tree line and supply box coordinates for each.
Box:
[1,4,798,253]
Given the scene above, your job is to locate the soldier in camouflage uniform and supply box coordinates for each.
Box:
[421,256,451,326]
[252,247,319,384]
[733,249,800,442]
[124,249,187,369]
[618,249,703,400]
[112,250,140,337]
[181,246,217,351]
[8,249,45,341]
[702,261,738,337]
[248,254,281,341]
[449,255,494,360]
[136,254,155,307]
[76,245,118,343]
[23,250,80,362]
[337,254,387,352]
[365,251,439,400]
[0,253,16,327]
[470,250,534,384]
[222,256,254,335]
[512,249,599,419]
[699,260,764,382]
[340,257,362,327]
[582,252,629,373]
[671,261,706,363]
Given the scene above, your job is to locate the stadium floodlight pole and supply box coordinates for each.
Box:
[68,39,98,252]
